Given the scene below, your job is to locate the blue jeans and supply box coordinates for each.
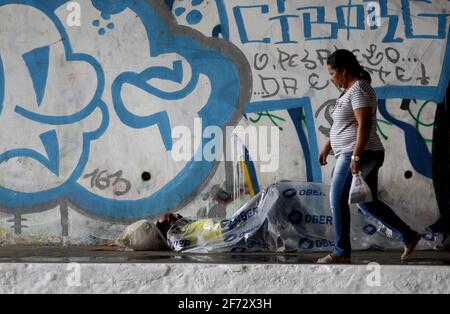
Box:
[330,151,417,258]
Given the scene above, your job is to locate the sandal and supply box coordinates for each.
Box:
[401,232,421,261]
[317,254,351,264]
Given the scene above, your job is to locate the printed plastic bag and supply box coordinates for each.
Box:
[165,181,438,253]
[348,172,373,204]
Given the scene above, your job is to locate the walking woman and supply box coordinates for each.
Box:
[317,49,421,264]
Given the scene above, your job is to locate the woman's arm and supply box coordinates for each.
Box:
[318,139,332,166]
[352,107,372,173]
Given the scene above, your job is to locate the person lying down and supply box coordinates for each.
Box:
[115,181,432,253]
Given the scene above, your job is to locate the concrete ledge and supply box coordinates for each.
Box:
[1,263,450,293]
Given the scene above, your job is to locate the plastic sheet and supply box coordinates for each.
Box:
[167,181,439,253]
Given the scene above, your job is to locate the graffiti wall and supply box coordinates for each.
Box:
[0,0,448,248]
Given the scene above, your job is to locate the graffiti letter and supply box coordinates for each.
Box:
[259,75,280,98]
[269,14,299,44]
[315,99,336,138]
[297,6,338,40]
[385,47,400,64]
[362,44,383,66]
[336,3,365,40]
[365,66,390,84]
[316,49,332,66]
[282,77,298,95]
[416,63,430,86]
[308,73,329,90]
[395,66,412,82]
[401,0,449,39]
[254,53,269,71]
[233,5,270,44]
[301,50,317,70]
[277,48,291,71]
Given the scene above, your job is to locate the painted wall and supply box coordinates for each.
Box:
[0,0,448,247]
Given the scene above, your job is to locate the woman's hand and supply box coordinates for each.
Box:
[318,146,331,166]
[351,160,361,174]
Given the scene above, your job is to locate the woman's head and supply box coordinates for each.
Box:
[327,49,372,88]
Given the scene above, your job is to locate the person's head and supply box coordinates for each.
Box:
[155,213,183,236]
[327,49,372,89]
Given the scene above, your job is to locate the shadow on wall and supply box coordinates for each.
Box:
[432,80,450,238]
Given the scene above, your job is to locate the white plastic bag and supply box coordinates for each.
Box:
[115,219,167,251]
[348,172,373,204]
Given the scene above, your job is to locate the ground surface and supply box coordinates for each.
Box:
[1,245,449,265]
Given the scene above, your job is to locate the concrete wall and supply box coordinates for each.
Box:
[1,263,450,293]
[0,0,449,246]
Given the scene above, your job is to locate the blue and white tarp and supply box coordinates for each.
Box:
[168,181,440,253]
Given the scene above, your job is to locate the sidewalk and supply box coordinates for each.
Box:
[1,246,450,293]
[0,245,449,265]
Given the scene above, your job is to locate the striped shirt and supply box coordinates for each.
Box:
[330,80,384,157]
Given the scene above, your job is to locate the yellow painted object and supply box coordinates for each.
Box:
[241,160,255,198]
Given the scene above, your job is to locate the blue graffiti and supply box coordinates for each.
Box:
[362,0,403,42]
[233,5,271,44]
[288,107,318,182]
[336,0,365,40]
[186,10,203,25]
[91,0,128,15]
[79,1,241,219]
[92,16,115,36]
[371,40,449,103]
[0,55,4,115]
[217,0,450,45]
[215,0,450,188]
[0,0,244,221]
[216,0,230,40]
[22,46,50,107]
[173,0,205,26]
[377,99,432,178]
[217,2,449,101]
[0,0,109,207]
[297,6,339,41]
[112,60,189,151]
[0,130,60,176]
[175,7,186,17]
[401,0,450,39]
[245,98,322,183]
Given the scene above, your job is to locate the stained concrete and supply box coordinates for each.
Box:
[0,245,449,265]
[1,246,450,293]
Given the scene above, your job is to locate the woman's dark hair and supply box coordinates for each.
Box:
[327,49,372,84]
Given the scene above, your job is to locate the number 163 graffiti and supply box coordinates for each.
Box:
[83,169,132,196]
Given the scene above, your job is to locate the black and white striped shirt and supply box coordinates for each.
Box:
[330,80,384,157]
